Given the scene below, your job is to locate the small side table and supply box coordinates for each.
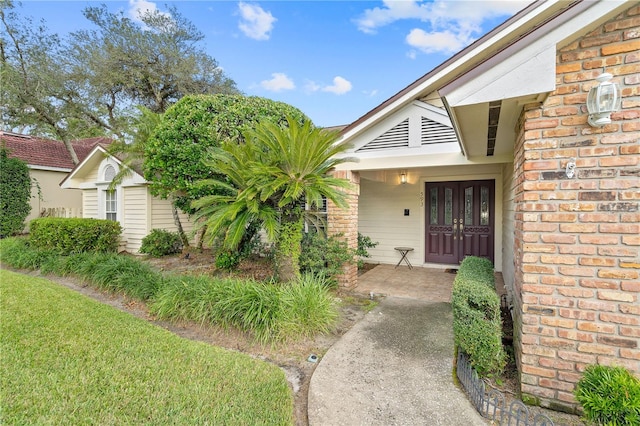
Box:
[394,247,414,269]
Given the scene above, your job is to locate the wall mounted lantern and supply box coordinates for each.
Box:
[400,172,407,184]
[586,73,621,127]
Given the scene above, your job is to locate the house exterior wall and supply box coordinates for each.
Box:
[358,164,506,270]
[82,189,98,219]
[27,169,82,225]
[150,197,195,244]
[327,170,359,288]
[122,186,149,253]
[512,5,639,411]
[501,161,517,306]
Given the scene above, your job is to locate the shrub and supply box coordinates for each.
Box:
[215,250,241,270]
[30,218,121,254]
[0,147,32,238]
[88,255,162,300]
[356,233,378,268]
[452,256,505,376]
[140,229,183,257]
[299,232,354,286]
[574,364,640,426]
[456,256,495,288]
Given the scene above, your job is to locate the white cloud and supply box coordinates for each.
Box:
[304,80,321,93]
[362,89,378,97]
[354,0,532,55]
[238,2,276,41]
[128,0,170,23]
[260,73,295,92]
[322,76,352,95]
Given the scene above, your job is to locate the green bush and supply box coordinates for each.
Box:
[215,250,241,270]
[356,233,378,268]
[0,237,58,270]
[574,364,640,426]
[0,148,32,238]
[30,218,121,254]
[456,256,495,288]
[140,229,183,257]
[452,256,505,376]
[299,232,354,286]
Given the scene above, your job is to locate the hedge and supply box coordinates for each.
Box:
[452,256,505,376]
[30,218,121,254]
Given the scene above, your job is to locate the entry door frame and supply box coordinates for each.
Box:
[424,179,495,265]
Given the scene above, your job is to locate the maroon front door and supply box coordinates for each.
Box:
[425,180,495,264]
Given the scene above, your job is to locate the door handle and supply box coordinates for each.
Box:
[453,219,458,240]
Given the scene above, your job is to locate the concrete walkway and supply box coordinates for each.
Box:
[308,266,487,425]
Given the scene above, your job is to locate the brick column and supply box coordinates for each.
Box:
[513,5,639,412]
[327,170,360,288]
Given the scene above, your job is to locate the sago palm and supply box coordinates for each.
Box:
[192,116,355,282]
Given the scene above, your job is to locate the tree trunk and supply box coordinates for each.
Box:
[275,215,303,283]
[61,137,80,165]
[171,201,190,249]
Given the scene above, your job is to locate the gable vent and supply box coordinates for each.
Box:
[421,117,458,145]
[357,119,409,152]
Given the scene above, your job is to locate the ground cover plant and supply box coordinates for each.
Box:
[574,364,640,426]
[0,269,293,424]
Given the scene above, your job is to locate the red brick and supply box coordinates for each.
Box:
[620,326,640,338]
[541,317,576,329]
[578,343,616,355]
[525,119,560,130]
[542,276,578,286]
[559,223,597,233]
[558,309,596,321]
[579,146,618,156]
[558,288,594,298]
[600,312,640,325]
[521,365,557,378]
[541,234,577,244]
[559,266,595,277]
[620,304,640,315]
[578,321,616,334]
[558,371,582,384]
[579,257,616,267]
[522,265,556,274]
[579,300,617,312]
[600,223,640,234]
[602,133,640,144]
[598,336,638,348]
[620,348,640,360]
[598,269,638,280]
[539,357,574,371]
[580,235,619,244]
[599,247,637,257]
[540,254,576,265]
[560,245,597,255]
[580,279,620,290]
[557,329,594,342]
[523,284,556,295]
[598,290,636,302]
[558,350,596,364]
[541,213,577,222]
[578,213,618,222]
[621,282,640,292]
[622,235,640,244]
[558,203,595,212]
[539,296,575,307]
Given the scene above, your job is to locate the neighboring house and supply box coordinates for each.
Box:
[60,144,194,253]
[0,131,109,228]
[329,0,638,412]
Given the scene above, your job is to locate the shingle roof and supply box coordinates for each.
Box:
[0,131,111,170]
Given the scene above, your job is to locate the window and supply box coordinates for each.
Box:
[105,190,117,221]
[303,196,327,234]
[104,164,116,182]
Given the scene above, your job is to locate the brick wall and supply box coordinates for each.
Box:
[512,5,639,412]
[327,170,360,288]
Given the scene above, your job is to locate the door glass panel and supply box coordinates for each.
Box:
[481,186,489,226]
[444,188,453,225]
[464,187,473,225]
[430,188,438,224]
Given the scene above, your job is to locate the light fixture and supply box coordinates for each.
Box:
[400,172,407,184]
[587,73,621,127]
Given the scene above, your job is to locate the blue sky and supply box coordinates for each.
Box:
[17,0,533,127]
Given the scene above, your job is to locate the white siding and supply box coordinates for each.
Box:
[122,186,149,253]
[82,189,98,218]
[150,197,196,243]
[359,178,423,266]
[85,166,99,183]
[501,162,516,305]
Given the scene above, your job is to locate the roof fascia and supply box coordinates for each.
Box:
[60,145,110,188]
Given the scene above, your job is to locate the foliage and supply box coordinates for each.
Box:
[139,229,183,257]
[299,232,354,286]
[215,250,241,270]
[356,232,378,268]
[456,255,495,288]
[1,1,237,161]
[144,94,309,208]
[1,269,293,424]
[151,273,338,344]
[452,256,505,376]
[574,364,640,426]
[191,116,354,282]
[0,147,31,237]
[0,237,338,344]
[29,218,121,254]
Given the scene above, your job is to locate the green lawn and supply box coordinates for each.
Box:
[0,269,293,425]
